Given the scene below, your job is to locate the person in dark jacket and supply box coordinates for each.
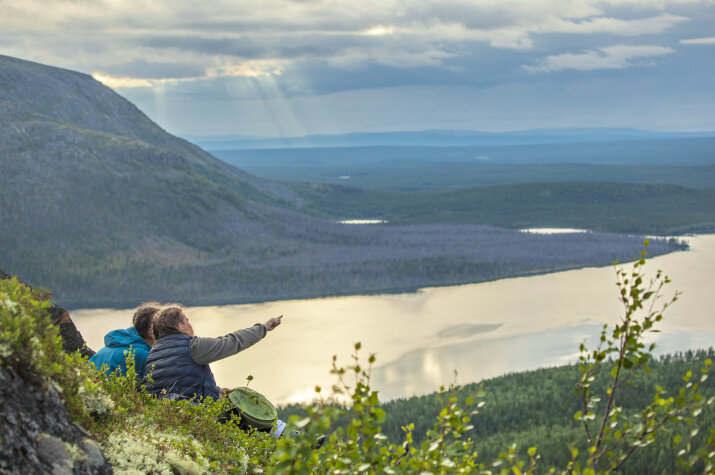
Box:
[144,305,285,434]
[144,305,281,401]
[89,303,160,379]
[144,306,326,443]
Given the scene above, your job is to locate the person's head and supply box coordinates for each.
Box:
[132,302,160,346]
[152,305,194,340]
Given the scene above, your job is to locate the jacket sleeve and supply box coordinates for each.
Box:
[133,347,150,379]
[189,323,267,365]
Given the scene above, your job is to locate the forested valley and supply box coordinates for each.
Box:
[1,55,701,309]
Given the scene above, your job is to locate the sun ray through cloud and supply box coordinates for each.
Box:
[1,0,712,135]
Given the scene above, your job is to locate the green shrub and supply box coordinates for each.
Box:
[0,277,64,382]
[0,277,89,423]
[89,356,275,473]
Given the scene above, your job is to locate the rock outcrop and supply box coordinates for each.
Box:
[0,366,111,474]
[0,267,94,357]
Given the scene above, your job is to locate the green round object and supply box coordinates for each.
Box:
[228,387,277,430]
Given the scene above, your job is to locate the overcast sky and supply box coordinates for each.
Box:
[2,0,714,137]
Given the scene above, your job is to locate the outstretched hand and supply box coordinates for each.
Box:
[264,315,283,331]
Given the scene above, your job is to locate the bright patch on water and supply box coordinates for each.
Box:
[338,219,387,224]
[521,228,589,234]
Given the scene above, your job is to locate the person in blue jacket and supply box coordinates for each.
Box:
[90,303,160,379]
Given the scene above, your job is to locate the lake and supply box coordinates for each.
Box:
[72,234,715,405]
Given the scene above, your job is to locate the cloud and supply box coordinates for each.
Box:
[680,36,715,44]
[92,59,287,89]
[523,44,675,72]
[0,0,699,76]
[0,0,712,117]
[361,25,396,36]
[91,74,154,89]
[543,13,688,36]
[100,59,206,79]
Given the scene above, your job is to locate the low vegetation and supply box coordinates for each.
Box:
[1,245,713,473]
[295,182,715,235]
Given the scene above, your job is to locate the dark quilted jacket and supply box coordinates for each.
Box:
[144,333,219,401]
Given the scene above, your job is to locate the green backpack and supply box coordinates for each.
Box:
[227,387,277,430]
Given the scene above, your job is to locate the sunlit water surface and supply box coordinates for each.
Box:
[72,235,715,405]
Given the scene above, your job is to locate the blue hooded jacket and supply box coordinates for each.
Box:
[89,327,152,379]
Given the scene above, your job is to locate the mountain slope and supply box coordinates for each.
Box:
[0,54,307,300]
[0,53,300,237]
[0,55,684,308]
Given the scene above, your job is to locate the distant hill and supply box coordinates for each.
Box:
[0,55,685,308]
[211,139,715,190]
[186,128,715,150]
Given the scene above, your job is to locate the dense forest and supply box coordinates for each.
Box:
[5,219,686,309]
[278,348,715,473]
